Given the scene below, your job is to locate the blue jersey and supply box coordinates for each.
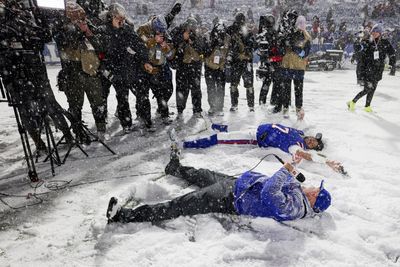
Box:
[256,123,307,153]
[233,168,311,221]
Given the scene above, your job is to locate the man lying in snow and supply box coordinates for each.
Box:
[183,123,343,173]
[106,149,331,224]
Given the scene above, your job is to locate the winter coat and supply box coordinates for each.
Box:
[54,21,103,76]
[281,30,311,71]
[234,168,312,221]
[170,25,206,67]
[204,26,230,70]
[359,37,396,82]
[256,28,285,65]
[137,22,174,75]
[95,23,149,82]
[227,23,256,63]
[256,123,307,153]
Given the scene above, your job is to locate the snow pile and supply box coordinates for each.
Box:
[0,65,400,266]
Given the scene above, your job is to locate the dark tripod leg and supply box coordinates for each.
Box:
[42,116,62,166]
[44,123,55,176]
[1,79,38,182]
[15,107,38,182]
[81,124,116,155]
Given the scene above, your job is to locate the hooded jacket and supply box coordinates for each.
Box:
[95,23,149,82]
[234,168,313,221]
[359,37,396,82]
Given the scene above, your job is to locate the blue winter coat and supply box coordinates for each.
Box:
[256,123,307,153]
[233,167,312,221]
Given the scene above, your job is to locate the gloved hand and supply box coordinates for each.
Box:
[298,50,305,58]
[389,66,396,76]
[101,69,114,82]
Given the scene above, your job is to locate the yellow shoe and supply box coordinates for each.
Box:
[347,101,356,111]
[364,106,373,113]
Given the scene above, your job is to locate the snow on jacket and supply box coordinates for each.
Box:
[256,123,306,153]
[281,29,311,71]
[359,37,396,82]
[234,168,312,221]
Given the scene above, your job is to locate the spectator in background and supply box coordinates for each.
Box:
[347,24,396,113]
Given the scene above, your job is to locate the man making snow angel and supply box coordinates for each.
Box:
[106,148,331,224]
[183,123,343,173]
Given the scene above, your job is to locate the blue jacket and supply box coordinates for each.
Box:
[256,123,307,153]
[233,167,313,221]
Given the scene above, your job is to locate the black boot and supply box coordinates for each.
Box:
[106,197,120,224]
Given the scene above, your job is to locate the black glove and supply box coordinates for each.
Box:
[171,3,182,16]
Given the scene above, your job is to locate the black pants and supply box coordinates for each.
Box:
[280,78,303,109]
[205,67,226,112]
[230,60,254,107]
[114,160,237,223]
[147,69,173,119]
[101,76,112,120]
[269,68,284,109]
[131,78,153,127]
[176,63,202,114]
[275,69,304,110]
[259,77,272,105]
[112,80,133,128]
[353,80,378,107]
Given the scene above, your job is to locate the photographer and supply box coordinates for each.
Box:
[53,1,107,141]
[226,12,256,112]
[203,20,230,116]
[94,3,154,132]
[279,15,311,120]
[0,0,73,152]
[137,14,177,125]
[170,16,206,118]
[256,14,284,107]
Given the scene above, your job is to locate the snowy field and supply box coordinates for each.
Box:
[0,65,400,266]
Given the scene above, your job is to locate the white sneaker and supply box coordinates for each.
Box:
[162,117,173,125]
[230,105,238,112]
[176,112,183,121]
[193,112,203,118]
[216,111,224,116]
[296,108,305,120]
[283,108,289,118]
[146,125,157,133]
[97,131,111,141]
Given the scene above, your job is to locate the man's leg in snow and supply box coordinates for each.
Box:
[113,179,236,223]
[165,159,236,188]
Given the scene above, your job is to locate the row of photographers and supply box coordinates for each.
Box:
[0,0,312,153]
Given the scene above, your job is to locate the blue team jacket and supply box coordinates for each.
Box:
[233,167,312,221]
[256,123,307,153]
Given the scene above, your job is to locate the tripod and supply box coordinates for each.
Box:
[49,110,116,164]
[0,78,39,182]
[35,111,62,176]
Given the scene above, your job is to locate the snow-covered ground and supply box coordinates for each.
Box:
[0,65,399,266]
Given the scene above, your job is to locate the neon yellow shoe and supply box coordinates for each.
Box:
[364,106,373,113]
[347,101,356,111]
